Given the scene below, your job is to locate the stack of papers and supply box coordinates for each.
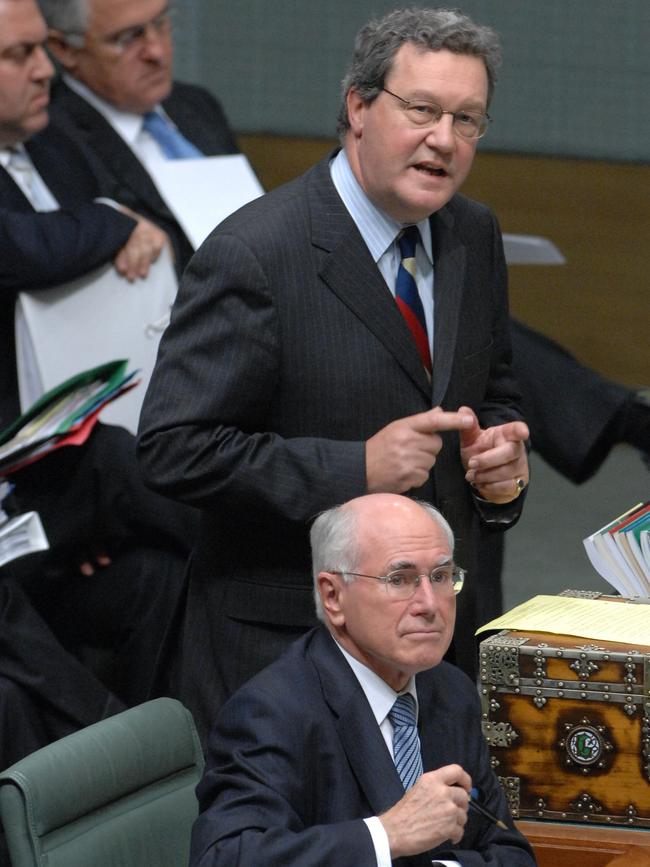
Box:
[476,593,650,646]
[583,502,650,596]
[0,360,137,475]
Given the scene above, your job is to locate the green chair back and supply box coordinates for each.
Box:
[0,697,203,867]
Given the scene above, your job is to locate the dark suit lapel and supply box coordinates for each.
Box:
[308,157,433,400]
[430,205,466,406]
[54,83,175,221]
[309,628,405,816]
[0,166,33,211]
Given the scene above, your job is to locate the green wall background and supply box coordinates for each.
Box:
[172,0,650,163]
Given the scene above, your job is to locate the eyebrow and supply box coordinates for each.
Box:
[402,90,486,112]
[102,3,170,42]
[386,556,453,571]
[1,40,44,59]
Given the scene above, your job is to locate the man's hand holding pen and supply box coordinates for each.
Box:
[379,764,471,858]
[379,766,508,858]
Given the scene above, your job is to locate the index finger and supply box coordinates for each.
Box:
[409,408,474,434]
[437,763,472,792]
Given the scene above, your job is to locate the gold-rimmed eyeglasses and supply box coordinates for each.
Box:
[382,87,491,140]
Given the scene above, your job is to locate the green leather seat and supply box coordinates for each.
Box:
[0,697,203,867]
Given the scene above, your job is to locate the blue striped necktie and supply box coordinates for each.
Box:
[395,225,432,377]
[389,693,423,790]
[142,111,203,159]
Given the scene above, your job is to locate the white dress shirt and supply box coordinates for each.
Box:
[335,641,461,867]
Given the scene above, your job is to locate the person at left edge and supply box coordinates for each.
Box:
[40,0,239,272]
[191,494,536,867]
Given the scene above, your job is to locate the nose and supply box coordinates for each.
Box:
[424,112,455,153]
[408,576,440,616]
[32,45,55,82]
[139,23,168,60]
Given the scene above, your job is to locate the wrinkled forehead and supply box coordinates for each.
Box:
[87,0,168,34]
[0,0,46,50]
[354,502,451,568]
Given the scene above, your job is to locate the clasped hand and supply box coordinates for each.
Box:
[365,405,529,502]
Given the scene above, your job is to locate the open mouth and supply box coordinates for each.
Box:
[413,163,447,177]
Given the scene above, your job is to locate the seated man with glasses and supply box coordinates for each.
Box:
[39,0,239,271]
[191,494,535,867]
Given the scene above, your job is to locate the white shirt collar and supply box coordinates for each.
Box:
[330,148,433,265]
[0,147,14,169]
[334,637,418,728]
[63,73,160,148]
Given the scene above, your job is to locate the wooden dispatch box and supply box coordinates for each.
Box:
[479,593,650,829]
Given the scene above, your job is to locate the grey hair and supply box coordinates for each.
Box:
[337,6,501,137]
[311,498,454,622]
[38,0,88,45]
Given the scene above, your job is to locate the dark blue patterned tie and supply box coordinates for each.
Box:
[389,693,423,790]
[142,112,203,159]
[395,225,432,376]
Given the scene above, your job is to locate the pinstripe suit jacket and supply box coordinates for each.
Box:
[137,152,524,741]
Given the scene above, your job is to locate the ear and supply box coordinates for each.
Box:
[46,29,80,73]
[317,572,346,627]
[346,88,367,138]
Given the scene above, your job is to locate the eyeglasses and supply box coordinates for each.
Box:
[69,7,174,55]
[382,87,491,140]
[337,564,465,600]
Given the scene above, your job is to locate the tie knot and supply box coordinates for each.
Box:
[397,225,419,260]
[389,693,417,728]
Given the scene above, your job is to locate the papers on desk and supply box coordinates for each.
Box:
[147,153,264,249]
[0,360,136,475]
[583,502,650,596]
[476,594,650,646]
[15,247,177,435]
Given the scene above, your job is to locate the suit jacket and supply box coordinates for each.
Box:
[137,152,524,740]
[0,123,136,428]
[48,79,239,271]
[191,626,536,867]
[510,318,629,483]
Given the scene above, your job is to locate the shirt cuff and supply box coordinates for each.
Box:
[363,816,392,867]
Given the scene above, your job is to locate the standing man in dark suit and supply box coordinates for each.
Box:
[137,6,530,744]
[191,494,536,866]
[39,0,239,272]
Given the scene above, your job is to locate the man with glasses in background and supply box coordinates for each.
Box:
[138,7,530,745]
[39,0,239,270]
[190,494,536,867]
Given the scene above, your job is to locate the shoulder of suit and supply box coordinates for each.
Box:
[417,659,480,704]
[209,160,323,242]
[167,79,222,109]
[443,191,495,222]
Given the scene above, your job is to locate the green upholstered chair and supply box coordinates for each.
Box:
[0,697,203,867]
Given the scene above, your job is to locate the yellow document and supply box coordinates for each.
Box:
[476,594,650,646]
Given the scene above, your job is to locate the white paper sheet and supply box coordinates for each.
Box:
[147,153,264,249]
[15,247,177,434]
[502,233,566,265]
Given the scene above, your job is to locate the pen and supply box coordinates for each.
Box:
[468,788,508,831]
